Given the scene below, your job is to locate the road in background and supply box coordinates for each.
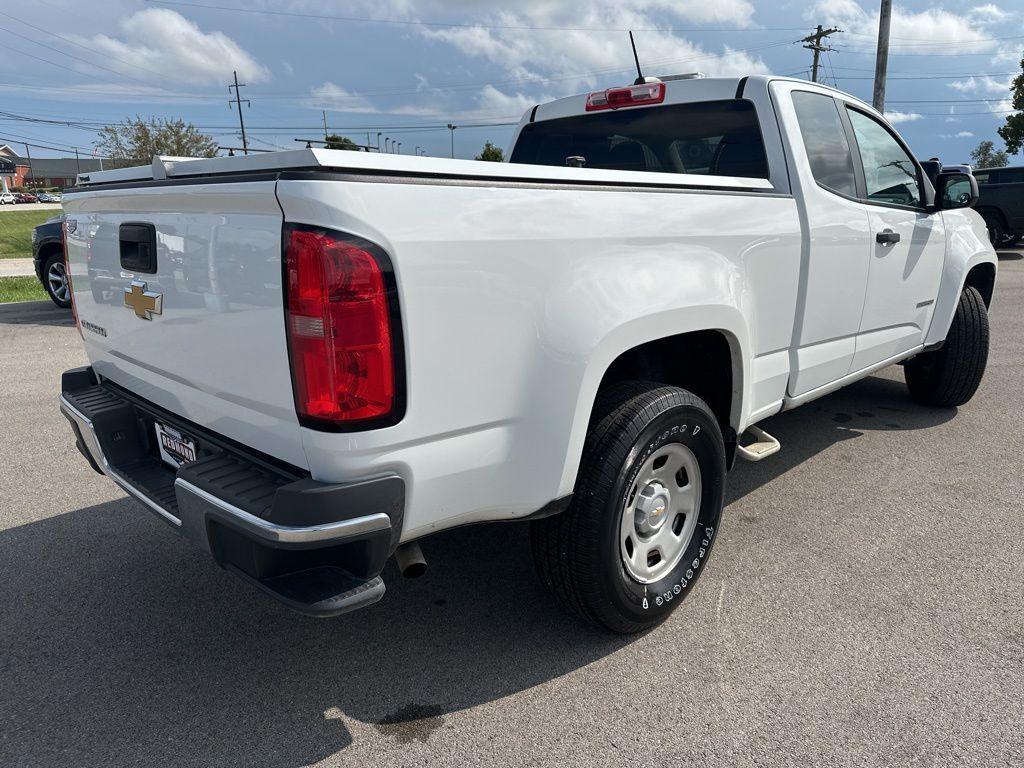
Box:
[0,203,62,213]
[0,258,36,277]
[0,255,1022,767]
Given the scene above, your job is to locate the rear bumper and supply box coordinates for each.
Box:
[60,366,404,616]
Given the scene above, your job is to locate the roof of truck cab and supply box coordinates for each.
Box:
[525,74,873,125]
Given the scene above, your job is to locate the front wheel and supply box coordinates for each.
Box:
[531,382,726,634]
[904,286,989,407]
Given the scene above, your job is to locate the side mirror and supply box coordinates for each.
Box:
[936,171,979,210]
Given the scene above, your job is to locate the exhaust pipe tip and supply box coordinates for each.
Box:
[394,541,427,579]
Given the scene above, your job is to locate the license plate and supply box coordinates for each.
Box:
[154,421,197,468]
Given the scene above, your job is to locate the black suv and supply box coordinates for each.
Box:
[31,216,70,308]
[974,166,1024,246]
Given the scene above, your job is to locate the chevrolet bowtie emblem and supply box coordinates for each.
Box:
[123,280,163,320]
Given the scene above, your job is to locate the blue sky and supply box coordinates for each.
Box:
[1,0,1021,163]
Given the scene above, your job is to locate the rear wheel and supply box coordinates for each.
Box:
[531,382,726,634]
[904,286,989,407]
[43,253,72,309]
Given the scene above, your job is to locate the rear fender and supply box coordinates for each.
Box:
[555,305,749,495]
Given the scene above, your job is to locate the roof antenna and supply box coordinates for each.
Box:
[629,31,646,85]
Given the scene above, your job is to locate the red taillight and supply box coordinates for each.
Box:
[284,226,400,428]
[586,82,666,112]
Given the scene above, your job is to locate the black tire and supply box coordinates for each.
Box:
[1000,233,1022,247]
[904,286,989,407]
[42,252,72,309]
[531,382,726,634]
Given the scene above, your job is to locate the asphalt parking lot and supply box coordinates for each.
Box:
[1,254,1022,768]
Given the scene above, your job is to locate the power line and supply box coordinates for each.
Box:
[143,0,809,33]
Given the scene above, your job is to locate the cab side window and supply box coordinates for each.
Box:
[847,109,921,207]
[791,91,858,197]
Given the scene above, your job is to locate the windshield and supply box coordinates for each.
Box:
[510,99,769,179]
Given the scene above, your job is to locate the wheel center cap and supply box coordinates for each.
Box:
[635,481,670,535]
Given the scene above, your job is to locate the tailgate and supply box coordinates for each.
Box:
[63,180,308,470]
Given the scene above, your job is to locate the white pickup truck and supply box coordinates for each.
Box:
[59,76,995,633]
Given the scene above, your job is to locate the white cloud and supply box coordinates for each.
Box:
[417,2,771,100]
[308,82,379,113]
[940,131,976,138]
[885,111,924,124]
[806,0,998,54]
[307,80,545,121]
[969,4,1009,22]
[950,75,1011,95]
[70,9,268,86]
[307,1,772,122]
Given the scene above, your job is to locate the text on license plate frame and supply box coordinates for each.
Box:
[154,421,197,467]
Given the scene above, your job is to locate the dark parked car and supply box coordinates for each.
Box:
[31,216,70,308]
[973,166,1024,246]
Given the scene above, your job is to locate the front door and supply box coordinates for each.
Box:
[843,107,945,371]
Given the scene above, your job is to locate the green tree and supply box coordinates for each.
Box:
[95,116,218,164]
[998,57,1024,154]
[474,141,504,162]
[324,134,359,150]
[970,140,1010,169]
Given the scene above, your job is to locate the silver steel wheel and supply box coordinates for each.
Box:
[619,442,702,583]
[47,260,70,304]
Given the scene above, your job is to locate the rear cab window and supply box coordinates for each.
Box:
[790,91,858,197]
[509,100,769,179]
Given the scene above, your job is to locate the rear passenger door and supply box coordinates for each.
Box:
[782,88,872,397]
[843,106,945,372]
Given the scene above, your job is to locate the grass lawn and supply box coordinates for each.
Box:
[0,276,48,303]
[0,209,60,259]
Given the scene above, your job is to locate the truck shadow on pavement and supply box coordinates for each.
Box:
[0,300,74,327]
[727,373,956,504]
[0,373,956,767]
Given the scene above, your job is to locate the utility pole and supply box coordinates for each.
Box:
[801,25,840,84]
[23,143,33,188]
[447,123,456,158]
[228,70,250,155]
[73,147,81,175]
[322,110,329,142]
[873,0,892,112]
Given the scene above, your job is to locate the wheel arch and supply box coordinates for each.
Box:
[964,261,996,308]
[36,240,64,279]
[926,208,998,346]
[557,313,749,493]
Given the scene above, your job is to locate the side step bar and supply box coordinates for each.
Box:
[736,425,781,462]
